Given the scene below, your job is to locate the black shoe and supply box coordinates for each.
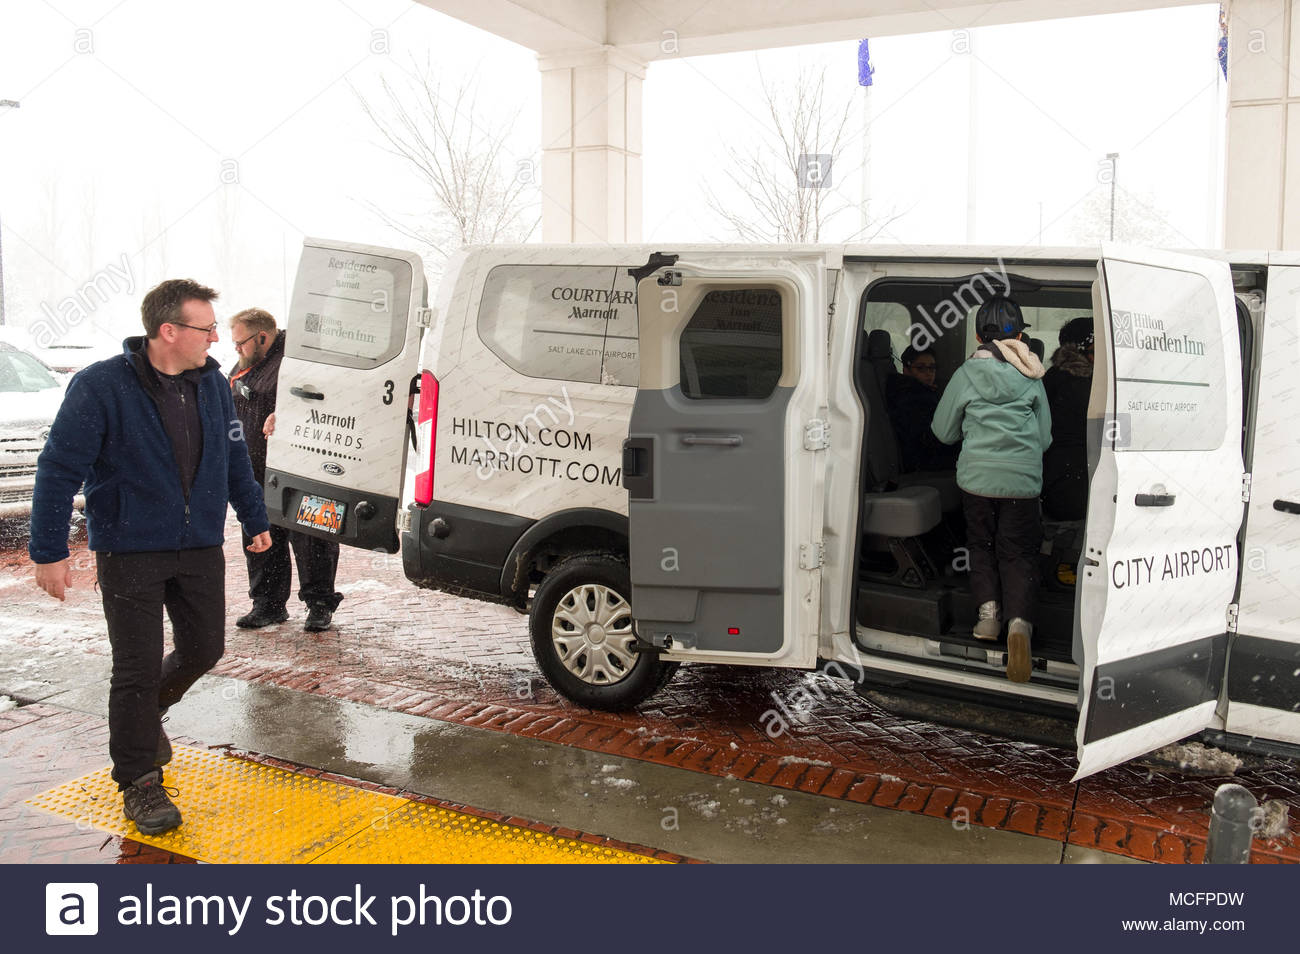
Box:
[236,605,289,629]
[304,605,333,632]
[122,768,181,835]
[155,713,172,767]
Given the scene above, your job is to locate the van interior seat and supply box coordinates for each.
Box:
[862,328,960,514]
[1028,336,1045,362]
[862,484,941,537]
[857,329,943,537]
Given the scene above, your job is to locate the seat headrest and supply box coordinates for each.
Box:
[866,329,894,360]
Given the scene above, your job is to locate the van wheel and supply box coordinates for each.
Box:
[529,554,677,711]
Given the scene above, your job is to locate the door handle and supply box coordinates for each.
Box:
[1135,493,1176,507]
[290,385,325,401]
[1275,499,1300,515]
[622,438,654,499]
[681,434,743,447]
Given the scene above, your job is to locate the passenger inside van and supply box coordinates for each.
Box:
[931,296,1051,682]
[886,345,960,473]
[1041,316,1095,522]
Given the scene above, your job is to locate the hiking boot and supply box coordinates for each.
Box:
[304,605,333,632]
[236,605,289,629]
[155,713,172,767]
[973,601,1001,641]
[122,769,181,835]
[1006,618,1034,683]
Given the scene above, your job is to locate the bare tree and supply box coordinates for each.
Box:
[705,64,904,243]
[212,186,242,301]
[353,61,538,270]
[135,199,171,290]
[1067,186,1189,248]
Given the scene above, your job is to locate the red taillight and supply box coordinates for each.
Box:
[414,370,439,506]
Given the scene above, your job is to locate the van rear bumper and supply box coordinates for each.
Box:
[402,500,534,599]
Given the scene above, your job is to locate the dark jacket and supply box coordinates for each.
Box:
[1041,345,1093,520]
[29,336,269,563]
[886,373,959,472]
[228,330,285,484]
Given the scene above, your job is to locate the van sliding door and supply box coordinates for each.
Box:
[626,263,824,669]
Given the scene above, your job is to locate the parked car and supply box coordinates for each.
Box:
[0,325,117,376]
[0,342,70,518]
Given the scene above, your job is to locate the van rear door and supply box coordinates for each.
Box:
[1075,245,1243,779]
[1225,256,1300,746]
[264,238,426,553]
[625,261,825,669]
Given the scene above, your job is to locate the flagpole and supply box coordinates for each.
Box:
[966,31,978,244]
[858,39,874,240]
[861,82,873,237]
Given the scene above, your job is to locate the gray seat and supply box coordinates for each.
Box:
[861,484,941,537]
[859,330,941,537]
[862,329,959,516]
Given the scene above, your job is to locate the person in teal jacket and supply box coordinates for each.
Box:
[931,297,1051,682]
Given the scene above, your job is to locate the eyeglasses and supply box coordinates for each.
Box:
[233,332,261,349]
[170,321,219,335]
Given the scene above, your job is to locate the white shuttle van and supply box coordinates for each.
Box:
[265,239,1300,779]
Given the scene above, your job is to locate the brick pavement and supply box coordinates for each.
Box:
[1,518,1297,864]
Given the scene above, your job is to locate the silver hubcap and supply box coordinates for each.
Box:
[551,583,637,686]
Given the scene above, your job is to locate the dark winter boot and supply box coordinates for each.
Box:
[122,769,181,835]
[236,605,289,629]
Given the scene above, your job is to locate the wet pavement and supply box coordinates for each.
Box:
[1,515,1297,863]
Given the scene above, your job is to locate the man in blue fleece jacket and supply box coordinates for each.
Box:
[29,278,272,836]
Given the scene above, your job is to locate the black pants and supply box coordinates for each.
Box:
[961,492,1042,623]
[97,547,225,789]
[241,523,342,612]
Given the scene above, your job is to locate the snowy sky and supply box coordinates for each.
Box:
[0,0,1224,369]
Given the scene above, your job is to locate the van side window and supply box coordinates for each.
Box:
[679,287,783,400]
[477,265,640,386]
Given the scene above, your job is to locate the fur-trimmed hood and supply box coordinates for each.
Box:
[1050,343,1093,378]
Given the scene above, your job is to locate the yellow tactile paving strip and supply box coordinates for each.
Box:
[25,745,663,864]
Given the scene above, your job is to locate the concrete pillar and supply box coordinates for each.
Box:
[1225,0,1300,248]
[539,48,644,243]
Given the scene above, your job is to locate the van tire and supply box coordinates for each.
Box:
[529,554,677,711]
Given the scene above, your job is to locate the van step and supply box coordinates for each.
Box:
[855,682,1075,750]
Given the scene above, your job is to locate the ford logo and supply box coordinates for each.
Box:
[322,462,345,477]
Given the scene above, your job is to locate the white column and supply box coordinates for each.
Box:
[539,48,645,244]
[1224,0,1300,248]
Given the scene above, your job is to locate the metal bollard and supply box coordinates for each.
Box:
[1204,783,1258,864]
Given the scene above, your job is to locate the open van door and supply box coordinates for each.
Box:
[1225,256,1300,746]
[264,238,426,553]
[625,260,825,669]
[1075,245,1244,779]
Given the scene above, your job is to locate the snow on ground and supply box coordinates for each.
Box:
[778,755,832,768]
[0,696,15,712]
[1147,741,1242,776]
[335,579,394,594]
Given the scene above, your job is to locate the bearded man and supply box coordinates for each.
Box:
[228,308,342,632]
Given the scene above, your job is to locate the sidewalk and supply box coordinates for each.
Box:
[3,675,1118,864]
[1,517,1296,863]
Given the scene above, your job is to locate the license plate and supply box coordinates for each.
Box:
[295,494,346,534]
